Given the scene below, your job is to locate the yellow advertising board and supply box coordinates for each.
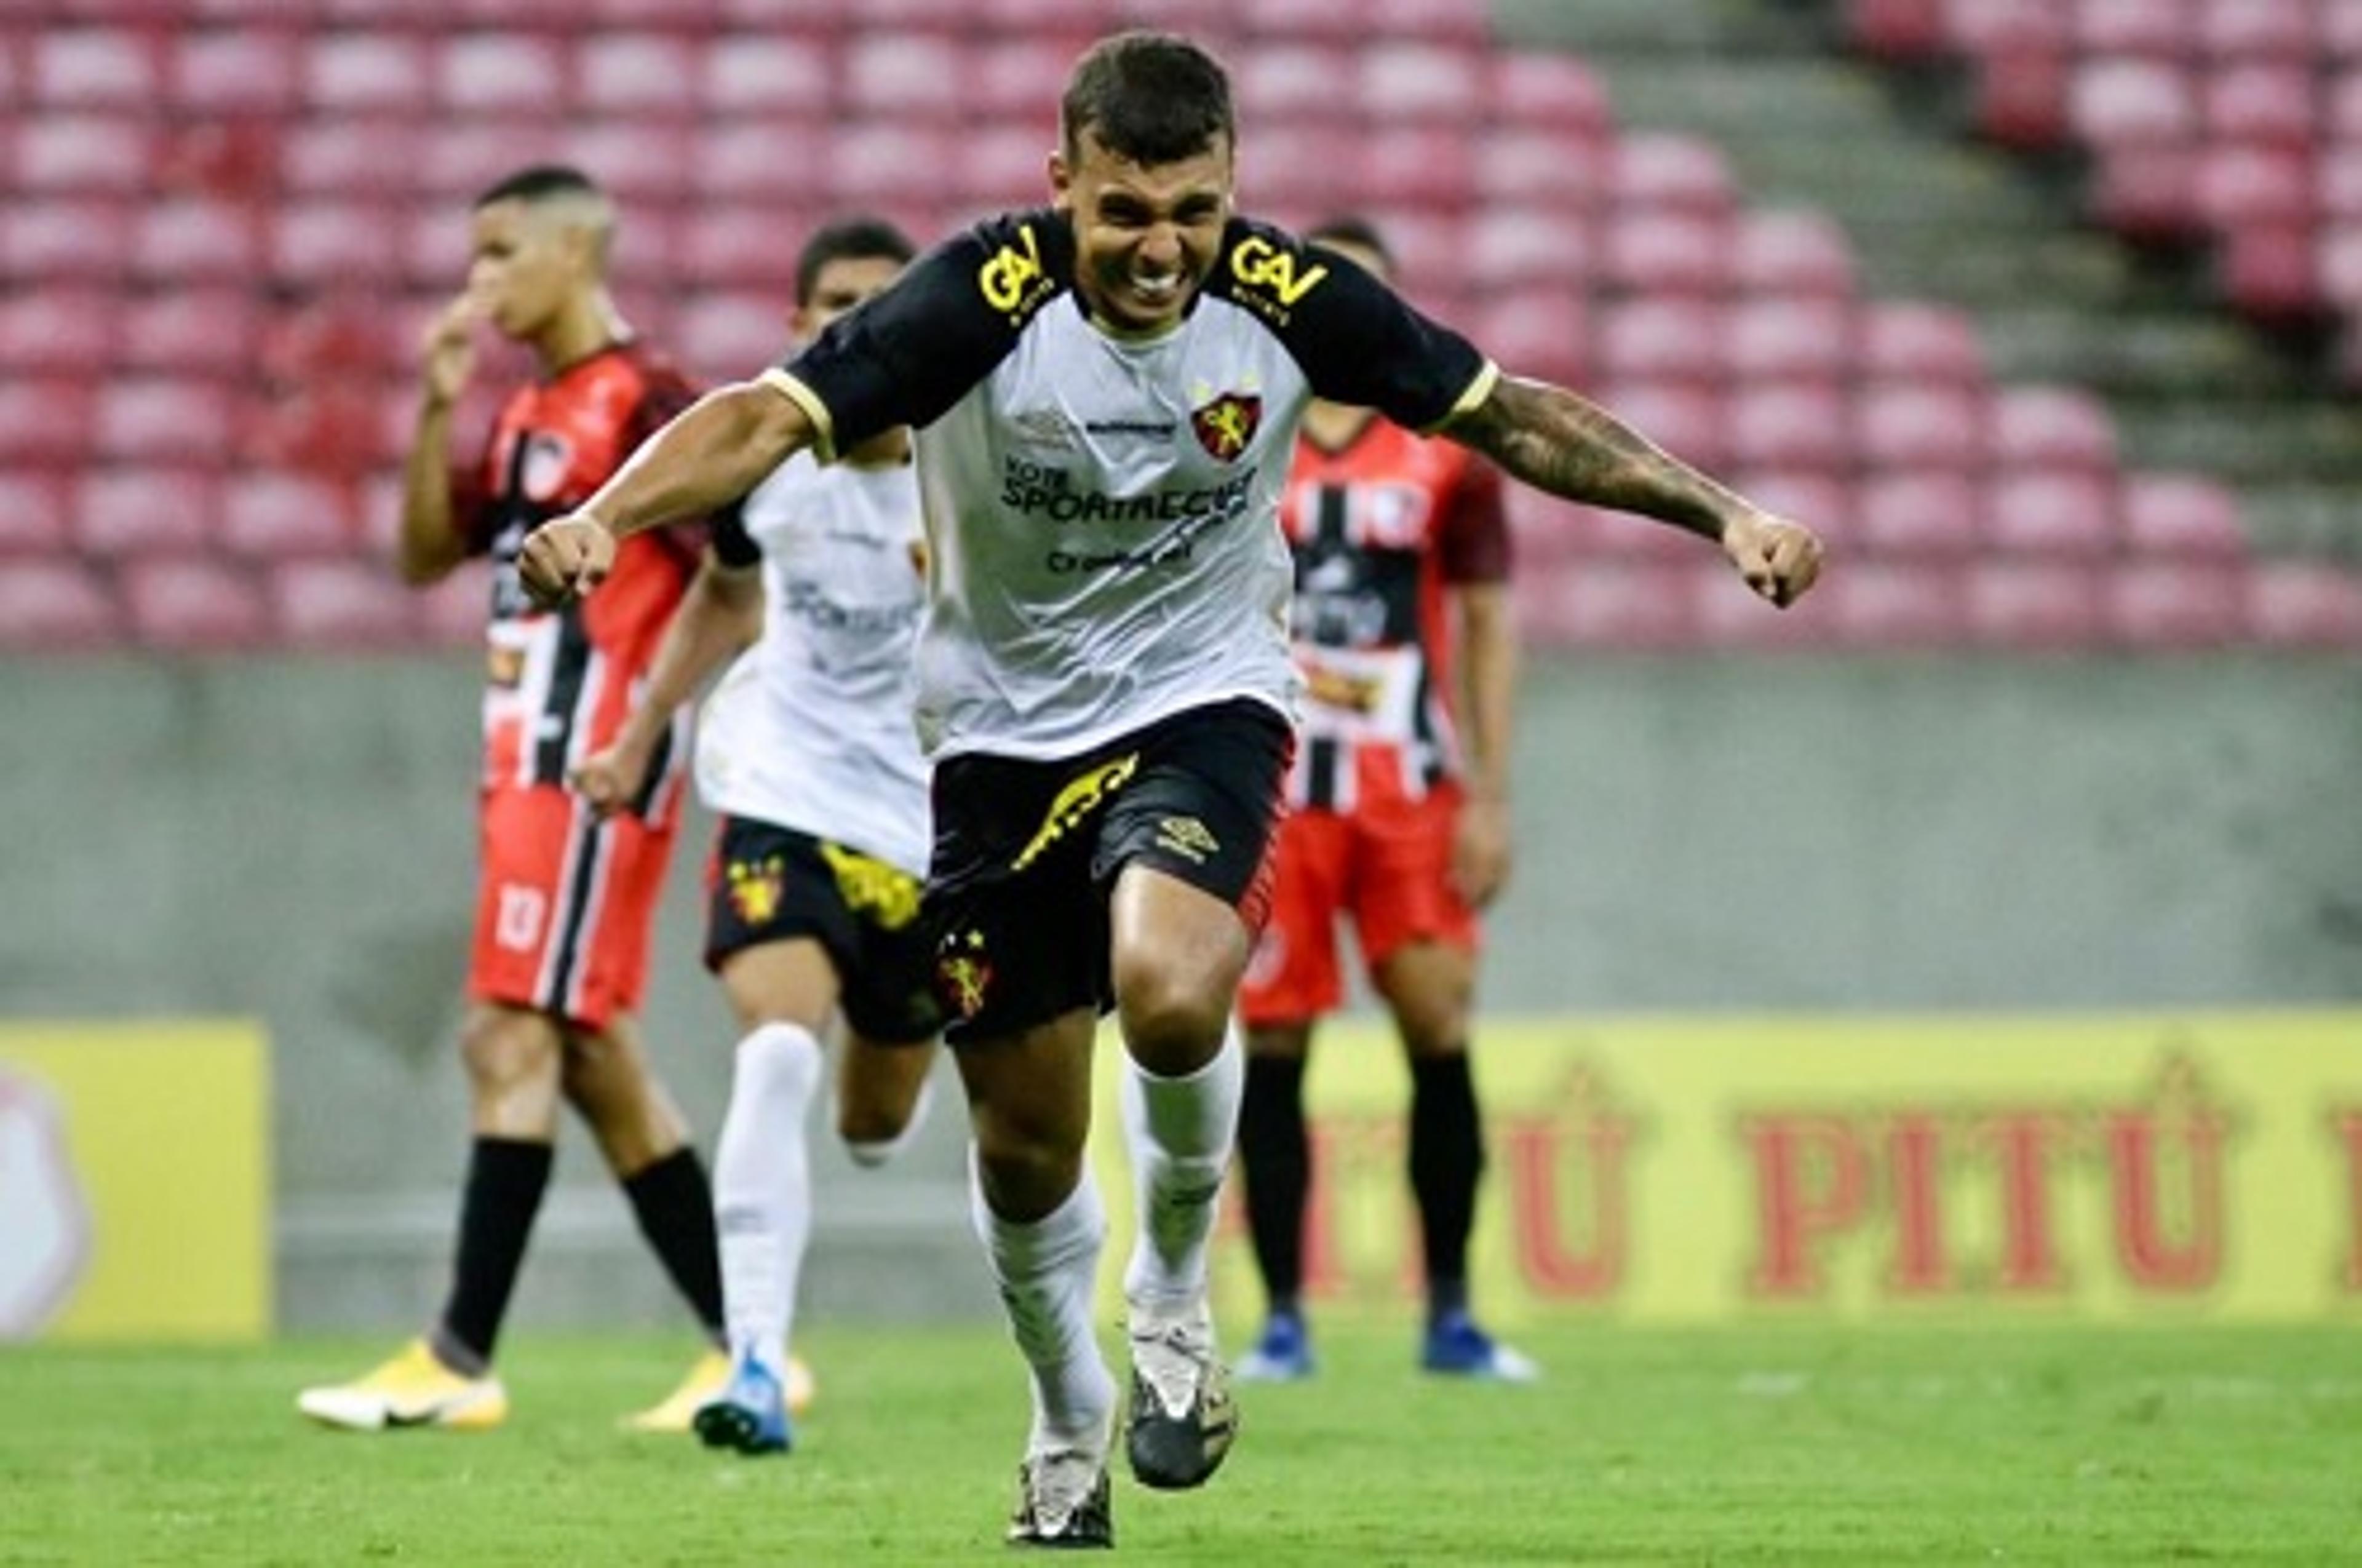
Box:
[1091,1013,2362,1324]
[0,1022,271,1341]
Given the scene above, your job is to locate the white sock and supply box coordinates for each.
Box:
[1121,1023,1244,1313]
[843,1072,936,1169]
[971,1150,1116,1455]
[714,1021,821,1377]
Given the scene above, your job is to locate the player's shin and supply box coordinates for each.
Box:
[970,1150,1116,1456]
[714,1022,822,1374]
[1119,1022,1244,1309]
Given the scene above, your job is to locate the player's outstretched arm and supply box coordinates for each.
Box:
[1449,376,1824,608]
[518,380,815,608]
[571,551,762,817]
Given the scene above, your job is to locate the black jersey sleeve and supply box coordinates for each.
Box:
[767,210,1072,460]
[708,499,761,570]
[1207,217,1496,434]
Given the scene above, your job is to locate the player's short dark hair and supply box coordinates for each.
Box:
[472,164,605,210]
[1060,32,1234,166]
[795,217,917,306]
[1306,216,1394,270]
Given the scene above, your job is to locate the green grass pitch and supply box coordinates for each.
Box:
[5,1323,2358,1564]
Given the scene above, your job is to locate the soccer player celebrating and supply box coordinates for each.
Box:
[299,167,730,1436]
[571,218,940,1459]
[1231,217,1534,1387]
[514,36,1821,1547]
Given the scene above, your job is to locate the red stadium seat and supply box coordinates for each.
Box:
[1603,211,1736,297]
[2245,560,2362,647]
[2320,147,2362,221]
[1735,471,1858,552]
[1846,0,1949,60]
[173,29,301,114]
[1514,560,1701,651]
[1733,211,1858,300]
[220,474,362,558]
[565,124,694,207]
[119,557,271,651]
[827,124,956,208]
[1469,287,1590,388]
[272,202,405,287]
[1858,384,1987,471]
[1973,47,2075,149]
[0,290,115,372]
[1487,54,1615,138]
[1858,302,1987,384]
[1234,45,1358,125]
[419,122,569,201]
[0,557,123,652]
[280,121,419,199]
[269,560,418,648]
[2203,64,2318,147]
[1364,0,1490,44]
[1236,125,1359,210]
[1693,560,1845,649]
[2199,0,2319,62]
[415,560,496,648]
[305,33,431,113]
[1964,561,2106,648]
[97,380,234,464]
[1824,562,1966,648]
[1989,385,2118,474]
[34,28,162,107]
[2088,144,2203,237]
[1612,135,1738,220]
[118,289,256,376]
[694,121,830,204]
[971,39,1086,122]
[133,197,262,285]
[437,34,570,114]
[2119,474,2248,559]
[1465,210,1593,290]
[675,293,787,383]
[1473,128,1607,213]
[2077,0,2201,57]
[1598,300,1725,383]
[76,469,218,556]
[0,473,71,555]
[958,125,1057,210]
[1726,298,1853,382]
[2221,223,2323,317]
[14,114,153,195]
[1599,383,1732,479]
[683,211,800,291]
[1501,484,1591,568]
[847,0,976,28]
[2193,144,2316,229]
[1946,0,2072,55]
[1856,472,1982,559]
[843,34,965,123]
[1360,42,1488,125]
[1359,128,1478,210]
[2106,560,2246,648]
[978,0,1113,34]
[0,380,95,466]
[577,34,702,119]
[703,35,835,118]
[1988,472,2120,558]
[6,199,135,285]
[1364,210,1469,303]
[1240,0,1364,39]
[2331,1,2362,60]
[2070,59,2197,148]
[1730,383,1850,474]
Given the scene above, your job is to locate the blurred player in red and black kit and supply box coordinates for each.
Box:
[299,165,731,1434]
[1234,218,1538,1385]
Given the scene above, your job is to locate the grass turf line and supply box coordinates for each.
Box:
[3,1324,2357,1564]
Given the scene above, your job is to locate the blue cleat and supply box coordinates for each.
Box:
[1233,1310,1315,1383]
[1420,1311,1541,1383]
[692,1353,793,1455]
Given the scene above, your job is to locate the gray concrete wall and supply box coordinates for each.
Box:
[4,653,2357,1330]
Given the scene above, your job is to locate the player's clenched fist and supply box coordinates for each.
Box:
[517,513,616,608]
[1719,509,1824,609]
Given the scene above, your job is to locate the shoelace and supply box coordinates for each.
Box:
[1131,1318,1212,1414]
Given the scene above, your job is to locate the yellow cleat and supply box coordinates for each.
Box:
[622,1348,816,1432]
[296,1339,508,1432]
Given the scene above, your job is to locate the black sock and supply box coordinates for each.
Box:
[1409,1052,1484,1323]
[434,1136,554,1372]
[1238,1053,1310,1314]
[622,1146,725,1341]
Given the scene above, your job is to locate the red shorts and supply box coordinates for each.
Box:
[1236,782,1479,1025]
[467,784,677,1030]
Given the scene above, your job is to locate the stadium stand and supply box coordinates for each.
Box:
[1,1,2356,651]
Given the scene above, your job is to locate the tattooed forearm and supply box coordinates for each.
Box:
[1451,376,1745,541]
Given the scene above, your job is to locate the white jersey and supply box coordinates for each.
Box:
[692,450,931,877]
[765,212,1495,763]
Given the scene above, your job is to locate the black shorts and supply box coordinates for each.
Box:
[704,817,941,1046]
[926,697,1293,1048]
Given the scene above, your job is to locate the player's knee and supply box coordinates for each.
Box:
[1111,957,1230,1069]
[459,1013,561,1097]
[836,1097,907,1152]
